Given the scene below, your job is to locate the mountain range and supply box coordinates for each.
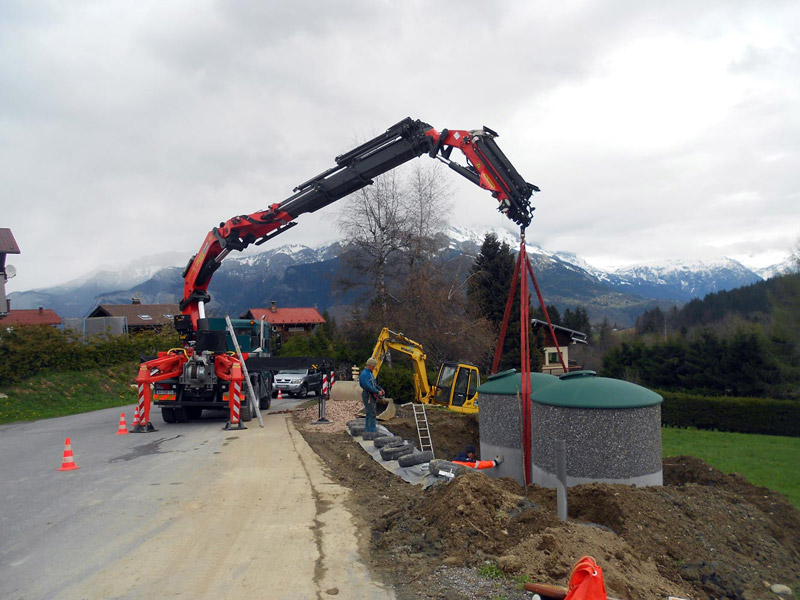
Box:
[7,227,796,326]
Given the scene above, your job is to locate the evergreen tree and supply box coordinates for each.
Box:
[562,305,591,338]
[467,233,521,371]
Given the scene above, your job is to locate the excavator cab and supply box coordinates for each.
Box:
[432,362,480,414]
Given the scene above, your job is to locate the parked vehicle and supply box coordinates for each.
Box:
[274,367,323,398]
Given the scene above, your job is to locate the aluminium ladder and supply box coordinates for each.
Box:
[412,403,434,457]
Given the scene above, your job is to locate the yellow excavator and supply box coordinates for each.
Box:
[368,327,481,419]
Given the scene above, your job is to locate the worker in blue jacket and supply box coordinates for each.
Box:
[359,357,384,433]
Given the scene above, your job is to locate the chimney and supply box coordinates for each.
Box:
[270,300,277,313]
[132,298,141,305]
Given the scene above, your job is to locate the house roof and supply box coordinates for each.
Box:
[531,319,588,346]
[0,308,61,326]
[0,229,21,254]
[88,303,180,327]
[242,307,325,325]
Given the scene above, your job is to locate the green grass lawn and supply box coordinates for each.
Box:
[662,426,800,509]
[0,361,139,424]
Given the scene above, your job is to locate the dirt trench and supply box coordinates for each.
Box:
[295,400,800,600]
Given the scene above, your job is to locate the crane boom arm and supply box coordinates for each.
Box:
[180,117,538,327]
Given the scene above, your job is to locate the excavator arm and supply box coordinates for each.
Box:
[370,327,433,404]
[180,117,538,327]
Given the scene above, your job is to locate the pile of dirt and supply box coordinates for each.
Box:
[294,403,800,600]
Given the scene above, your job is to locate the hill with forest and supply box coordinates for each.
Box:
[603,272,800,399]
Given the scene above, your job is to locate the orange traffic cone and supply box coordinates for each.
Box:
[57,437,80,471]
[277,388,283,400]
[116,412,129,435]
[132,406,140,428]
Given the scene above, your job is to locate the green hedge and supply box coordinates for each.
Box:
[375,365,416,402]
[0,326,181,387]
[660,390,800,437]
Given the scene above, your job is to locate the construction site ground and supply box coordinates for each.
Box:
[294,390,800,600]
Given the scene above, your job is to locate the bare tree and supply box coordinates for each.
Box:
[402,163,452,268]
[389,257,496,368]
[336,163,452,323]
[336,171,406,323]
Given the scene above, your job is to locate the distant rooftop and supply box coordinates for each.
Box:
[0,308,61,326]
[242,306,325,325]
[0,229,21,254]
[88,302,180,327]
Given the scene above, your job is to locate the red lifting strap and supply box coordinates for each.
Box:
[489,231,568,485]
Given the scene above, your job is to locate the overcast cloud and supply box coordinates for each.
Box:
[2,0,799,291]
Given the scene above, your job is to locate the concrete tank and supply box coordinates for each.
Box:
[475,369,559,484]
[476,369,663,488]
[530,370,663,488]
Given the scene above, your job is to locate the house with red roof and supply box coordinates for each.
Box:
[0,307,62,327]
[240,302,325,339]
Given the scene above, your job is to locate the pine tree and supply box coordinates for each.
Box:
[467,233,521,371]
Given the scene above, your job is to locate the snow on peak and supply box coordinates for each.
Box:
[445,225,519,248]
[614,257,751,278]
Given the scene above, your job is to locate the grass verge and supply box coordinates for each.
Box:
[0,361,139,425]
[662,426,800,509]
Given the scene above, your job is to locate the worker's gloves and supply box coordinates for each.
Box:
[494,455,504,465]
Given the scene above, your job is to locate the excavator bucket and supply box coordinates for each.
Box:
[358,398,397,421]
[377,399,396,421]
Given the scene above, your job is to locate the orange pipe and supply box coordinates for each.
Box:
[452,459,498,470]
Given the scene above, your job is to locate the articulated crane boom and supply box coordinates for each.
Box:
[134,118,537,431]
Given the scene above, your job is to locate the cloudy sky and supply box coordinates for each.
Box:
[2,0,799,291]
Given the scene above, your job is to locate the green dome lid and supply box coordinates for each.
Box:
[534,370,663,408]
[477,369,560,396]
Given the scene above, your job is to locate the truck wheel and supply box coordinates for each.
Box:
[429,459,468,478]
[373,435,402,448]
[241,402,253,422]
[161,407,176,423]
[298,384,308,399]
[398,450,434,467]
[173,407,189,423]
[259,394,271,410]
[380,442,415,461]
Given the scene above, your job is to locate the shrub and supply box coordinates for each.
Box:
[0,326,181,387]
[375,364,417,402]
[660,390,800,437]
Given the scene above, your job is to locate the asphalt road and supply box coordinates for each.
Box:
[0,399,394,600]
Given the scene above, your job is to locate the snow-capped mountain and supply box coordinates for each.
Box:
[755,256,798,280]
[6,228,783,323]
[444,225,519,253]
[7,251,188,318]
[602,258,763,301]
